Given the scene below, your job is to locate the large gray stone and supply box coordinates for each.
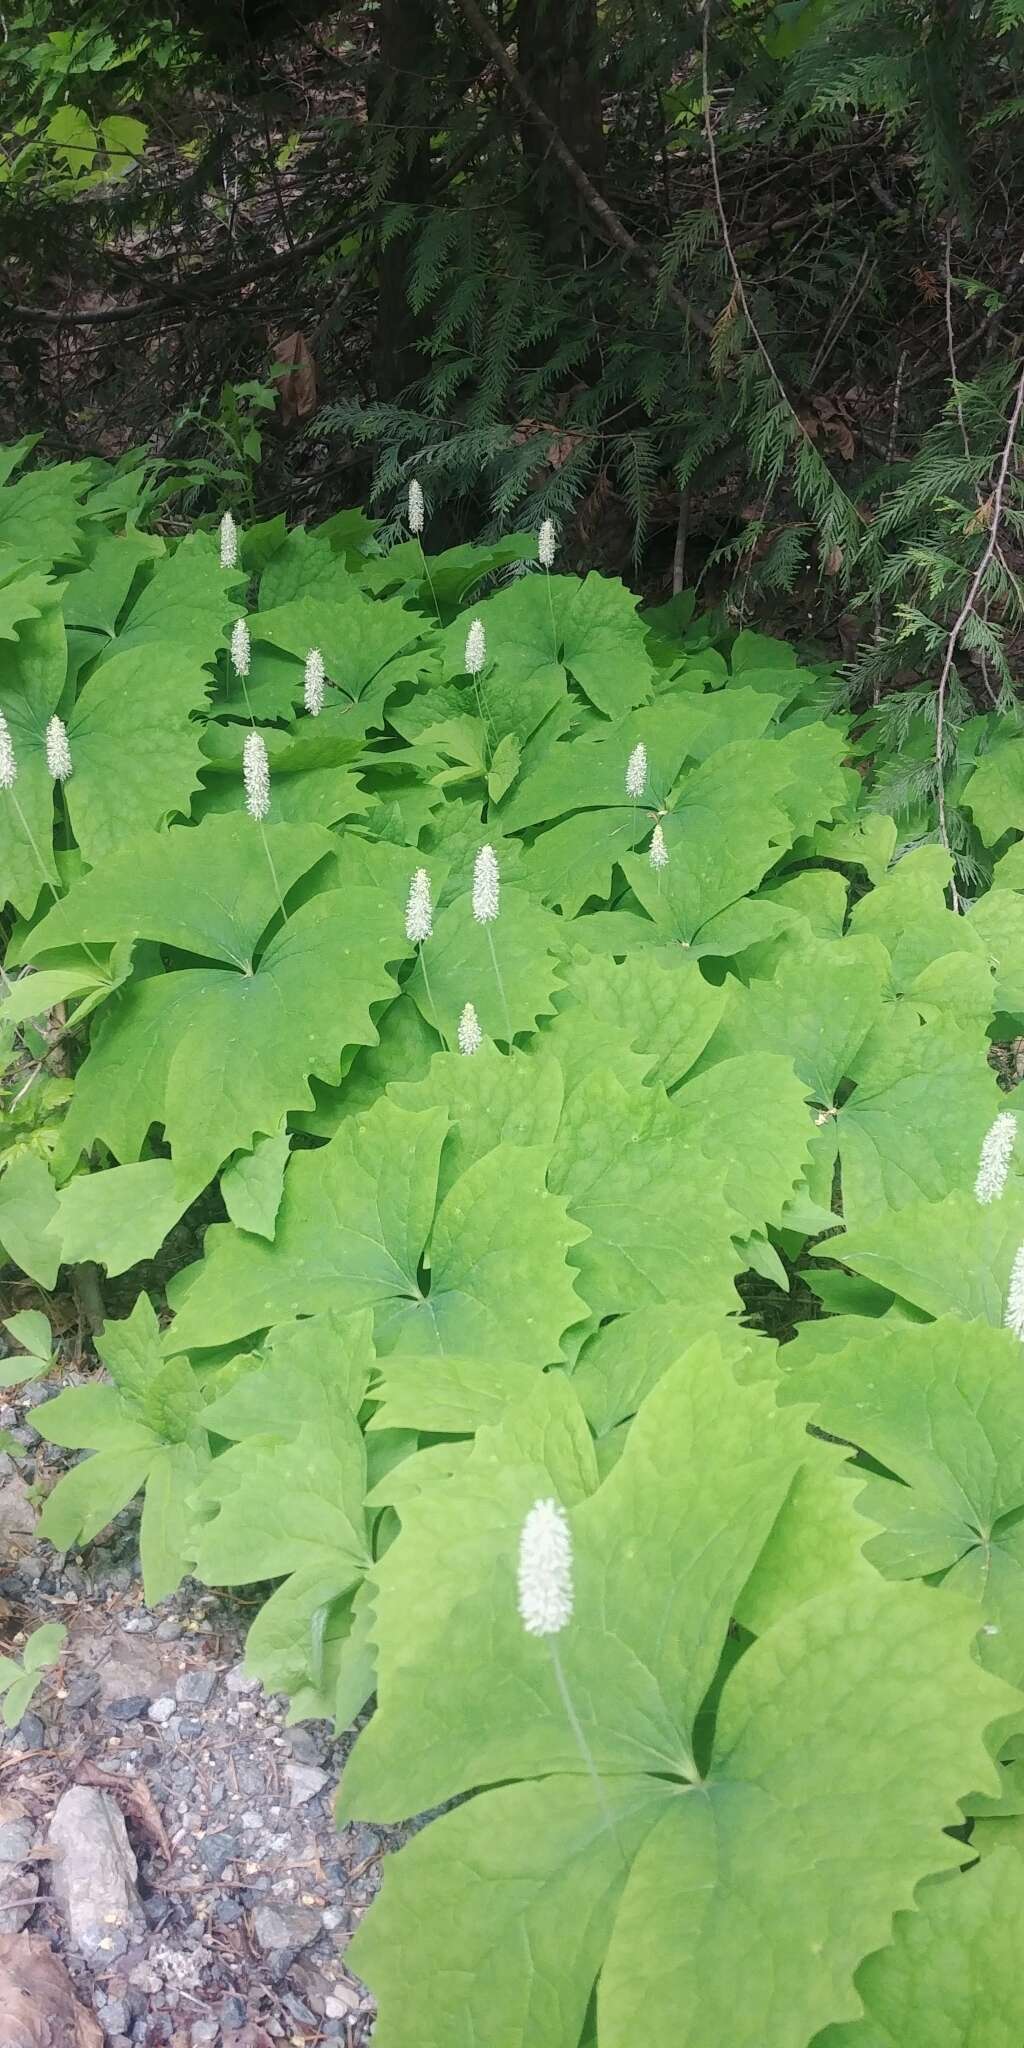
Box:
[48,1786,143,1964]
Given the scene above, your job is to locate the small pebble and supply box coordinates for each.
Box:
[105,1695,151,1723]
[155,1618,181,1641]
[220,1994,246,2028]
[176,1669,216,1708]
[198,1832,238,1878]
[190,2023,218,2046]
[149,1696,176,1726]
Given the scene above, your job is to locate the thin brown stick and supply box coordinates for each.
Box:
[933,359,1024,904]
[449,0,713,338]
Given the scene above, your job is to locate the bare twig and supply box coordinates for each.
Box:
[448,0,713,337]
[672,490,689,594]
[807,248,874,389]
[933,358,1024,904]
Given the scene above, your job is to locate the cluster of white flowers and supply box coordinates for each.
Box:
[0,710,16,791]
[45,716,72,782]
[649,822,668,871]
[465,618,487,676]
[405,868,433,945]
[458,1001,482,1055]
[243,730,270,821]
[626,741,647,799]
[1006,1243,1024,1341]
[219,511,238,570]
[975,1111,1017,1204]
[538,518,556,569]
[408,479,425,536]
[472,843,500,924]
[517,1498,573,1635]
[230,617,251,679]
[304,647,326,717]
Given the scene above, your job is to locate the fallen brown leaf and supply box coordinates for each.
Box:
[75,1763,171,1862]
[0,1932,103,2048]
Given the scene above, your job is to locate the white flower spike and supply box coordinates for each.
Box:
[219,511,238,570]
[465,618,487,676]
[45,716,72,783]
[518,1498,573,1636]
[458,1001,482,1055]
[408,479,425,536]
[0,711,16,791]
[975,1111,1018,1204]
[243,730,270,821]
[649,822,668,871]
[538,518,556,569]
[405,868,433,946]
[1005,1243,1024,1341]
[304,647,326,717]
[626,741,648,799]
[472,843,500,924]
[230,617,251,679]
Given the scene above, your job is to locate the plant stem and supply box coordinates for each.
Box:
[418,947,448,1050]
[257,818,288,927]
[418,538,443,625]
[485,925,514,1049]
[549,1640,626,1864]
[545,564,558,662]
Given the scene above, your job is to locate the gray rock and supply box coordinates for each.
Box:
[251,1902,320,1953]
[0,1812,37,1932]
[105,1695,151,1723]
[213,1898,243,1928]
[176,1668,216,1708]
[149,1696,176,1726]
[65,1672,100,1709]
[155,1618,181,1641]
[175,1714,203,1740]
[13,1711,44,1749]
[197,1831,238,1878]
[220,1995,246,2029]
[103,1997,131,2034]
[285,1761,330,1808]
[283,1726,323,1765]
[190,2024,219,2047]
[49,1784,143,1963]
[225,1664,257,1696]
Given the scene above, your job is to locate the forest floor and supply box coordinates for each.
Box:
[0,1366,391,2048]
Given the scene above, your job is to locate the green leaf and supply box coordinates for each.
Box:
[2,1309,52,1366]
[52,877,404,1188]
[782,1313,1024,1683]
[168,1096,587,1362]
[346,1358,1011,2048]
[407,886,566,1046]
[192,1415,368,1587]
[0,1154,61,1286]
[815,1850,1024,2047]
[100,534,236,668]
[550,1074,739,1318]
[963,738,1024,846]
[221,1131,290,1239]
[65,643,213,862]
[833,1189,1024,1324]
[54,1160,203,1277]
[17,813,336,966]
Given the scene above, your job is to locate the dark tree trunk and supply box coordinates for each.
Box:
[376,0,436,401]
[515,0,604,240]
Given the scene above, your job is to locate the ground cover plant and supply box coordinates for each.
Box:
[3,444,1024,2042]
